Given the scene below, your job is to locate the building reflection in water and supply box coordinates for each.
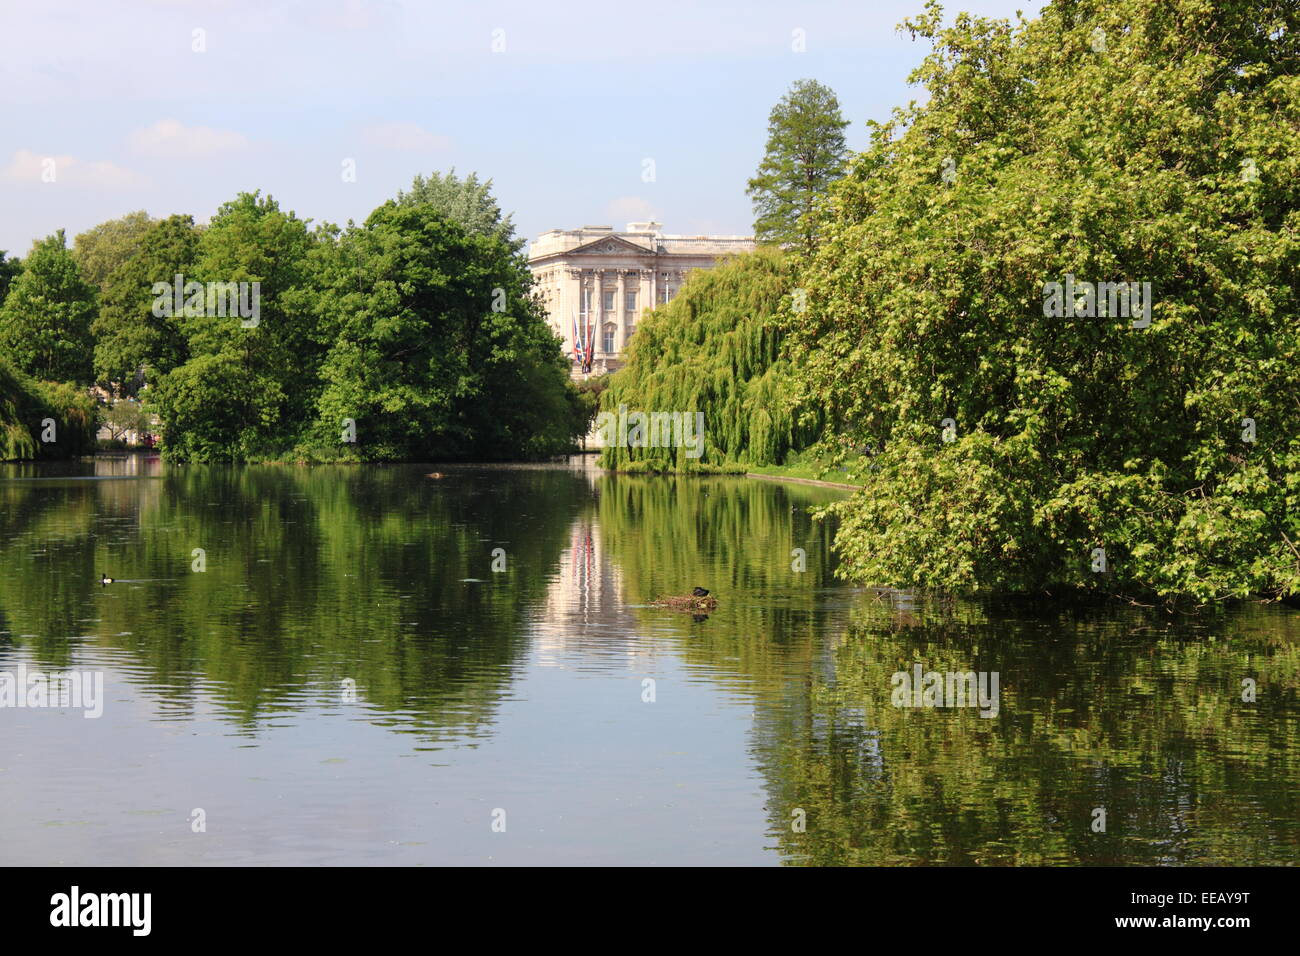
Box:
[533,464,661,675]
[94,452,164,478]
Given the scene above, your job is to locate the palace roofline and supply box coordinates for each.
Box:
[527,222,755,262]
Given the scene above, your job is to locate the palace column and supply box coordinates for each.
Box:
[591,270,603,357]
[638,268,651,326]
[615,271,627,355]
[564,268,582,358]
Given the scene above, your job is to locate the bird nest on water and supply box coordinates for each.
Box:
[649,594,719,612]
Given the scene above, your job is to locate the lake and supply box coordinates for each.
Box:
[0,456,1295,865]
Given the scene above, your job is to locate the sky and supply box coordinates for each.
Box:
[0,0,1045,257]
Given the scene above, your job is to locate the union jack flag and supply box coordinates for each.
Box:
[572,308,595,372]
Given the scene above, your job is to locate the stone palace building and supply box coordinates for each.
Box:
[527,221,755,376]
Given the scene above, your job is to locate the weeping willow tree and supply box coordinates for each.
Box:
[0,358,98,461]
[598,247,820,471]
[0,359,38,460]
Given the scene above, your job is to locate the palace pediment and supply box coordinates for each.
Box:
[562,234,656,258]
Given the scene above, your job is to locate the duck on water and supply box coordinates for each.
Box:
[650,587,717,611]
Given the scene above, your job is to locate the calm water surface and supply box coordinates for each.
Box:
[0,456,1296,865]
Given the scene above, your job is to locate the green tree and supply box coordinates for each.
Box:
[573,373,609,446]
[150,352,282,460]
[150,193,326,460]
[186,192,325,425]
[599,247,820,471]
[103,399,152,443]
[395,169,522,252]
[92,214,199,395]
[0,230,97,383]
[787,0,1300,604]
[0,251,20,308]
[746,79,850,251]
[0,358,97,460]
[310,201,581,461]
[73,210,154,292]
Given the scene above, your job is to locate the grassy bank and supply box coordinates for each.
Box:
[743,451,862,488]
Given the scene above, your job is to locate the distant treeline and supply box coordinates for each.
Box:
[0,171,590,463]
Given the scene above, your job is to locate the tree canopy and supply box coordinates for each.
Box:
[599,247,821,471]
[311,201,581,461]
[159,190,326,457]
[395,168,522,252]
[73,210,155,292]
[0,173,587,463]
[0,251,20,308]
[746,78,850,251]
[92,214,199,395]
[0,230,97,383]
[121,186,586,463]
[785,0,1299,604]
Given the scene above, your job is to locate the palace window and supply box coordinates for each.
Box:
[625,291,637,313]
[657,287,668,305]
[603,290,616,312]
[603,324,617,354]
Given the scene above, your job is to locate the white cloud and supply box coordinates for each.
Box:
[0,149,145,188]
[79,159,147,188]
[129,119,249,158]
[360,122,451,152]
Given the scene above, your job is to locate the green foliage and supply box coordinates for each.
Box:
[103,399,152,442]
[0,230,97,383]
[308,201,583,461]
[150,351,283,460]
[32,379,98,456]
[396,168,522,252]
[0,250,20,307]
[0,357,97,460]
[599,247,820,471]
[92,214,199,394]
[787,0,1300,604]
[0,359,38,461]
[9,163,584,464]
[114,188,582,463]
[148,193,328,461]
[72,210,154,292]
[572,373,609,443]
[746,78,850,251]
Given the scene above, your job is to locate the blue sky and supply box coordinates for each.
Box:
[0,0,1044,257]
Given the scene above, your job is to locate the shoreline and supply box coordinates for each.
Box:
[744,471,860,491]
